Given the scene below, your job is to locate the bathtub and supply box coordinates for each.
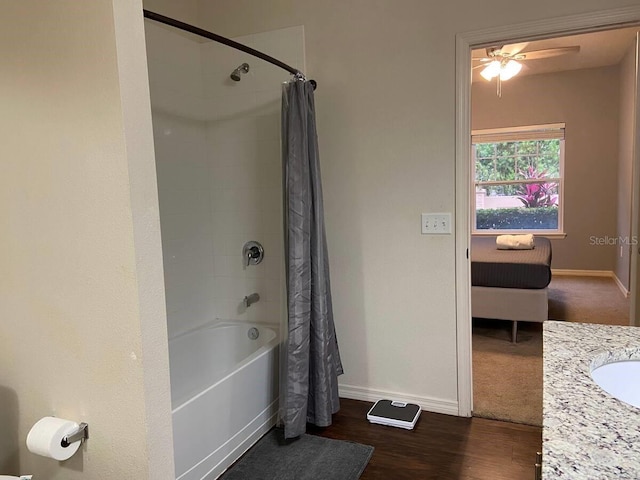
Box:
[169,321,280,480]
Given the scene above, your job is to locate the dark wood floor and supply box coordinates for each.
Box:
[309,398,542,480]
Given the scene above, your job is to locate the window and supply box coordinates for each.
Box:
[472,123,564,234]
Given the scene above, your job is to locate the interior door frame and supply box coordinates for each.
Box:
[631,32,640,327]
[455,5,640,416]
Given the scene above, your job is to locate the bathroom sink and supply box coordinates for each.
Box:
[591,359,640,408]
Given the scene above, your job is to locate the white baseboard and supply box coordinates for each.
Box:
[552,269,612,277]
[552,269,630,297]
[613,273,630,298]
[339,383,459,417]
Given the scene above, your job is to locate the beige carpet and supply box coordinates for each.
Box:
[547,276,630,325]
[472,275,629,426]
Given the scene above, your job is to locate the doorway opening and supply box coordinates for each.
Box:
[454,6,640,420]
[470,27,639,426]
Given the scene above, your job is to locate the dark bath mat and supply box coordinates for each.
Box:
[220,428,373,480]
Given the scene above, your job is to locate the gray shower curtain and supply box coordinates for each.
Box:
[281,79,343,439]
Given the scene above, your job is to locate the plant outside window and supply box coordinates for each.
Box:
[472,125,564,233]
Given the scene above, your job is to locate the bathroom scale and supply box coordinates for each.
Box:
[366,399,421,430]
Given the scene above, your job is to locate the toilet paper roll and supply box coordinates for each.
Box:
[26,417,82,461]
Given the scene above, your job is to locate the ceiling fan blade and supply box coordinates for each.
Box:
[472,57,492,63]
[472,50,489,59]
[472,64,487,70]
[485,46,503,57]
[469,46,503,58]
[521,46,580,60]
[500,42,529,56]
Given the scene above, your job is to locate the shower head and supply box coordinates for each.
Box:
[230,63,250,81]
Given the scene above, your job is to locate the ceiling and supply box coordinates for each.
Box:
[471,27,639,83]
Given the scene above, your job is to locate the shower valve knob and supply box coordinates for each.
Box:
[243,241,264,266]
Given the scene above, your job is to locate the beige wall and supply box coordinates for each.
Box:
[616,40,639,290]
[0,1,173,478]
[473,66,620,271]
[142,0,200,25]
[142,0,640,410]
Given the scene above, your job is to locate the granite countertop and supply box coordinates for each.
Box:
[543,321,640,479]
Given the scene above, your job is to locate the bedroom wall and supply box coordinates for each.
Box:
[472,66,620,272]
[615,40,639,292]
[143,0,640,413]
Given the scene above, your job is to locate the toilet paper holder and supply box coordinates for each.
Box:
[60,422,89,448]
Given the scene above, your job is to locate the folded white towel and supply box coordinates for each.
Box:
[496,234,535,250]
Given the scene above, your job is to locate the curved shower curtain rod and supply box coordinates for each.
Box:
[143,10,317,90]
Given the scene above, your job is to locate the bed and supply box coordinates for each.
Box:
[471,236,552,342]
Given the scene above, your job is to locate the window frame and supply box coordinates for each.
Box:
[471,123,565,236]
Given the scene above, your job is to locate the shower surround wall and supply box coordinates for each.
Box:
[145,21,305,338]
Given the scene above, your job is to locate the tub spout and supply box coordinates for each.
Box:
[244,293,260,308]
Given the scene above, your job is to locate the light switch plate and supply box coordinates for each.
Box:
[421,213,451,234]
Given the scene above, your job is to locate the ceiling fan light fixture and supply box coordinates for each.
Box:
[499,60,522,81]
[480,60,501,81]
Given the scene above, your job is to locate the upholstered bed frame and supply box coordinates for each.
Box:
[471,285,548,342]
[471,236,552,343]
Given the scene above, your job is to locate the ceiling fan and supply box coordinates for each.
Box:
[473,43,580,96]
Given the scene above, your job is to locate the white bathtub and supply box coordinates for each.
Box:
[169,321,279,480]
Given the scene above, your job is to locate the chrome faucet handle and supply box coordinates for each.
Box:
[243,241,264,266]
[246,246,260,265]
